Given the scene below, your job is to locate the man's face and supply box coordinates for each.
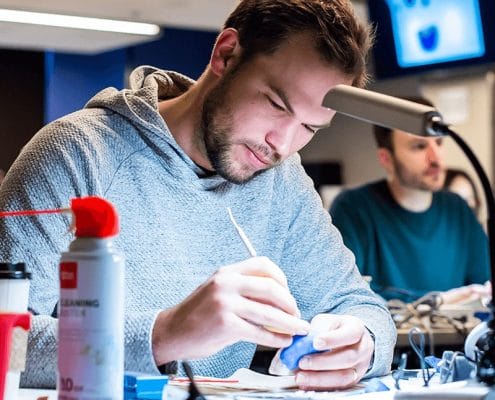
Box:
[388,130,446,192]
[199,34,352,184]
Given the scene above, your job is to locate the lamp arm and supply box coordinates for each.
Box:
[436,124,495,304]
[433,122,495,385]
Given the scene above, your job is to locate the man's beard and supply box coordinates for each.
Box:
[393,156,444,192]
[198,70,280,184]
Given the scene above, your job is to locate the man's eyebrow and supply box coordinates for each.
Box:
[409,138,427,146]
[269,84,331,130]
[269,84,294,114]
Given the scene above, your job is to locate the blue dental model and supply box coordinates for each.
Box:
[280,333,325,370]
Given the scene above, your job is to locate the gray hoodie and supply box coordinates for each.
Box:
[0,66,395,388]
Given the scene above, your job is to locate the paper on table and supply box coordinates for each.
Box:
[169,368,297,393]
[169,368,369,397]
[230,368,297,390]
[18,388,57,400]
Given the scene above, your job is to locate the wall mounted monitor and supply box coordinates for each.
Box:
[368,0,495,79]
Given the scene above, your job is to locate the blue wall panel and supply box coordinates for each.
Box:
[44,49,126,123]
[44,27,217,124]
[127,27,218,80]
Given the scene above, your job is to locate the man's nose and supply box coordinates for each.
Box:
[427,144,443,164]
[265,121,298,159]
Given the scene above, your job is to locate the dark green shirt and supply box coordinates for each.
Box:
[330,180,489,302]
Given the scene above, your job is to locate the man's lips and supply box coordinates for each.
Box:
[246,146,272,167]
[425,167,441,176]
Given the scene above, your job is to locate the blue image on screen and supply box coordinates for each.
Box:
[385,0,486,68]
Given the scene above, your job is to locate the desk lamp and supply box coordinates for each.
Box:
[323,85,495,385]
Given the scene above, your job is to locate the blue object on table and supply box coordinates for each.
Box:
[424,355,442,371]
[124,371,169,400]
[474,311,491,322]
[364,378,390,393]
[280,334,325,370]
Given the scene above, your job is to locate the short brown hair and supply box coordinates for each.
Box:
[224,0,373,88]
[373,96,435,152]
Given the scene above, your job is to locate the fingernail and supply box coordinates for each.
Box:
[299,357,310,369]
[296,373,307,385]
[296,321,310,336]
[313,338,326,350]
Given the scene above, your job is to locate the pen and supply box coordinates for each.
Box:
[227,207,257,257]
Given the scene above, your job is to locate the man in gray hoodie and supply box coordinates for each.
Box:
[0,0,396,390]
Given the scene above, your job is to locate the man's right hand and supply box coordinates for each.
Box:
[151,256,310,366]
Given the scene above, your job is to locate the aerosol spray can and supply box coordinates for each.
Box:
[58,197,125,400]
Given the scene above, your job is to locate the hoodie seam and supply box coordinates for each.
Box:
[84,109,152,198]
[102,145,149,198]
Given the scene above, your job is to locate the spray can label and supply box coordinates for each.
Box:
[58,250,124,400]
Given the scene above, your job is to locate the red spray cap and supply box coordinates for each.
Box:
[71,196,119,238]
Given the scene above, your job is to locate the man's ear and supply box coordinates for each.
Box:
[377,148,393,173]
[210,28,242,77]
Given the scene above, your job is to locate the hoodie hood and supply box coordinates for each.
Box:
[85,66,194,142]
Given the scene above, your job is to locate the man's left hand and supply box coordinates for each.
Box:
[294,314,374,390]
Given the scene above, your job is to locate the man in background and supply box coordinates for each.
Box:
[0,0,395,390]
[330,97,489,303]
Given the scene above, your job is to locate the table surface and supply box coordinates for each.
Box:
[396,326,471,348]
[17,374,495,400]
[393,303,483,349]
